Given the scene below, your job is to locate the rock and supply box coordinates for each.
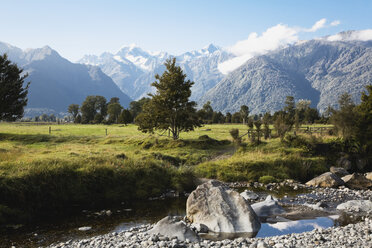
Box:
[251,195,286,217]
[305,172,344,188]
[186,180,261,235]
[78,226,92,231]
[240,190,259,200]
[342,173,372,190]
[337,200,372,213]
[148,216,199,242]
[366,172,372,181]
[330,166,350,177]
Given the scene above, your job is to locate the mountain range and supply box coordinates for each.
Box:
[1,30,371,117]
[201,35,372,114]
[79,43,233,101]
[0,42,132,116]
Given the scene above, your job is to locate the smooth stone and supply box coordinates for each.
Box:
[365,172,372,181]
[147,216,199,242]
[186,180,261,234]
[337,200,372,212]
[306,172,344,188]
[78,226,92,231]
[342,173,372,190]
[251,195,286,217]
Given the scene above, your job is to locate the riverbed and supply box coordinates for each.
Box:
[3,185,365,248]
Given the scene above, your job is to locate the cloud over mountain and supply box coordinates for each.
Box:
[218,19,341,74]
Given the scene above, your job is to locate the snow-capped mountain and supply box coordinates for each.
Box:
[79,43,234,101]
[0,42,132,116]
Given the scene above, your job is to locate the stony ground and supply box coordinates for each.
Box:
[48,217,372,248]
[48,185,372,248]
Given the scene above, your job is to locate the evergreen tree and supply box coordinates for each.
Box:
[135,58,201,139]
[331,93,356,140]
[0,54,30,121]
[354,85,372,158]
[225,112,232,123]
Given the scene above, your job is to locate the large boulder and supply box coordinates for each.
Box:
[251,195,286,217]
[337,200,372,213]
[305,172,344,188]
[148,216,199,242]
[186,180,261,235]
[341,173,372,190]
[330,166,350,177]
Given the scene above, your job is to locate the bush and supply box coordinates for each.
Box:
[229,129,241,145]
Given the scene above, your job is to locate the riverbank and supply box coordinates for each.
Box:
[1,123,332,225]
[47,216,372,248]
[45,185,372,248]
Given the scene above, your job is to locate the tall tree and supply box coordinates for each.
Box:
[354,85,372,157]
[225,112,232,123]
[331,93,356,140]
[80,95,108,124]
[118,109,132,125]
[107,102,123,124]
[240,105,249,125]
[0,54,30,121]
[129,97,150,120]
[68,104,79,122]
[135,58,201,139]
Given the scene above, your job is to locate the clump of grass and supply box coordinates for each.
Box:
[258,175,277,184]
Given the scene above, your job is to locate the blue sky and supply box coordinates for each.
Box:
[2,0,372,61]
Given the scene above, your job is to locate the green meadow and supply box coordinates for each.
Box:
[0,122,330,224]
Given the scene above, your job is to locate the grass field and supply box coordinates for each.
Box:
[0,122,331,224]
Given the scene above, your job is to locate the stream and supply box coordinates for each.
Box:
[1,190,343,248]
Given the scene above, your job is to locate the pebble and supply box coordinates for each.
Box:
[47,185,372,248]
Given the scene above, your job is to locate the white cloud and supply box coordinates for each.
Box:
[327,29,372,41]
[218,24,298,74]
[330,20,341,26]
[218,18,343,74]
[306,18,327,32]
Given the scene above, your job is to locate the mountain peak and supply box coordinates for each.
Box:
[203,43,219,53]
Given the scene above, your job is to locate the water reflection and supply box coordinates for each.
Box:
[256,217,334,237]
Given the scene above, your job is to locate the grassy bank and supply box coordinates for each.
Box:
[0,122,331,224]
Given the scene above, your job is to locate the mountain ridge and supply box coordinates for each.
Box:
[0,42,132,117]
[201,38,372,114]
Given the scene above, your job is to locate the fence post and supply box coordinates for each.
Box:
[49,126,51,135]
[105,128,108,136]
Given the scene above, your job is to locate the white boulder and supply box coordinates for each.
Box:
[337,200,372,213]
[251,195,286,217]
[148,216,199,242]
[186,180,261,235]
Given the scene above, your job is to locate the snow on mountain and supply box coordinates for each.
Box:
[79,43,233,101]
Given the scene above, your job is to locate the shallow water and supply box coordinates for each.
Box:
[0,191,339,247]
